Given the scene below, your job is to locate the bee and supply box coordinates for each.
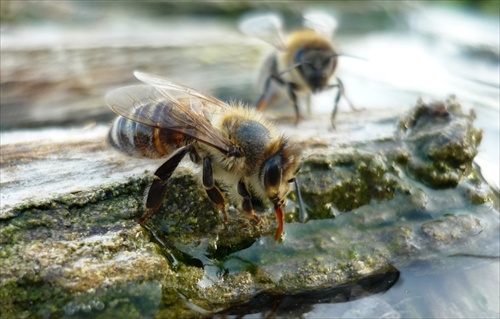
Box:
[106,71,302,240]
[240,12,357,127]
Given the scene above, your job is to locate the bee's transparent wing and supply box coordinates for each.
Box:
[106,76,235,154]
[303,11,338,39]
[133,71,229,110]
[239,12,286,50]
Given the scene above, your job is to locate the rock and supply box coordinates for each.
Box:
[1,97,498,318]
[421,214,483,245]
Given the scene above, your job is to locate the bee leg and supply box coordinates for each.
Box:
[202,157,228,222]
[337,78,357,111]
[286,83,301,125]
[257,55,283,111]
[140,145,192,223]
[237,180,260,223]
[330,78,357,128]
[257,76,281,112]
[330,83,342,129]
[257,76,272,111]
[305,93,312,115]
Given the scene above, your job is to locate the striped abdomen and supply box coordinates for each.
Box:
[108,116,188,159]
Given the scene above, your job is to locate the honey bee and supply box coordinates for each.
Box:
[240,12,357,127]
[106,71,302,240]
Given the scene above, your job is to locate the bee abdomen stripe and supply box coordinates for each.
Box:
[134,123,156,156]
[108,117,137,155]
[109,117,189,159]
[108,117,152,158]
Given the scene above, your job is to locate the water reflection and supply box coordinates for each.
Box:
[215,265,400,318]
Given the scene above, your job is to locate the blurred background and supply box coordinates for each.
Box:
[1,1,498,127]
[2,0,498,186]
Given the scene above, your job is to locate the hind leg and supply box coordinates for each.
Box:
[140,145,192,223]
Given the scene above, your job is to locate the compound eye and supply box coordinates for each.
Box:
[263,153,283,197]
[264,161,281,189]
[294,49,305,63]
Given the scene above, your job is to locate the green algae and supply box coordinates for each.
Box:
[1,176,198,318]
[421,214,483,245]
[297,97,485,221]
[298,149,401,218]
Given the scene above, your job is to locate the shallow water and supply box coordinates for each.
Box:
[216,259,499,318]
[213,233,500,318]
[303,258,500,319]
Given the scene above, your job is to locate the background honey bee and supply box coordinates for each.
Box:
[106,71,302,240]
[240,11,358,127]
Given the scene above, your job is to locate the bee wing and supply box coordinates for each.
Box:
[106,78,235,154]
[133,71,229,108]
[303,11,338,39]
[239,12,286,50]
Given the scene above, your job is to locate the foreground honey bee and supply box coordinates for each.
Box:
[106,71,302,240]
[240,12,357,127]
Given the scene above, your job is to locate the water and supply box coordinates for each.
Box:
[305,258,499,319]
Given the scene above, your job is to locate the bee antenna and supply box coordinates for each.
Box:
[278,62,303,76]
[333,53,368,62]
[294,178,308,222]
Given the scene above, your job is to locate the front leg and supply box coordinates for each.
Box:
[237,180,260,223]
[336,78,357,111]
[305,93,312,115]
[286,82,301,126]
[140,145,192,223]
[329,78,357,128]
[256,75,280,112]
[256,56,283,112]
[202,157,228,222]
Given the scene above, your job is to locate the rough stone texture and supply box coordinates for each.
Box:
[1,97,498,318]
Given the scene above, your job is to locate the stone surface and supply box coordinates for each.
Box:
[1,97,498,318]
